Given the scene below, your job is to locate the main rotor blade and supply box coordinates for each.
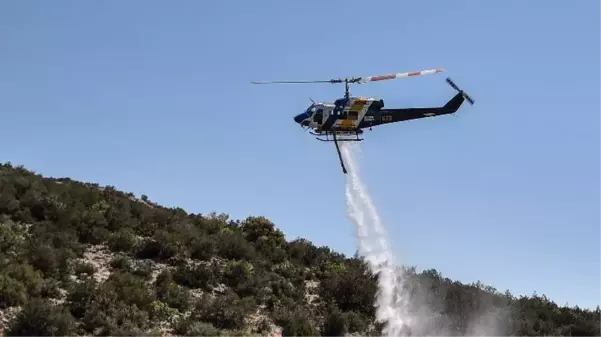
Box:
[355,67,445,84]
[250,79,338,84]
[251,67,444,85]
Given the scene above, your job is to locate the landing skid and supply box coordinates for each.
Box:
[310,130,364,174]
[310,130,364,142]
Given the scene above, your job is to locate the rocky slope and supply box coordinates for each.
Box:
[0,162,598,336]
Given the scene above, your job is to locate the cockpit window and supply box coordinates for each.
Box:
[306,104,325,117]
[305,104,316,117]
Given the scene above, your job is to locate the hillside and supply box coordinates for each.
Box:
[0,162,598,336]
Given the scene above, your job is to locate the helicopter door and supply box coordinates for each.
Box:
[313,108,324,125]
[333,103,344,119]
[321,106,333,126]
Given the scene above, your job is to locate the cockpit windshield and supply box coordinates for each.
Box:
[304,104,316,117]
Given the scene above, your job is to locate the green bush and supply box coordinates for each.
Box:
[103,271,155,311]
[273,306,319,336]
[2,262,44,298]
[174,320,220,336]
[0,274,27,308]
[107,228,138,253]
[81,286,152,334]
[344,310,370,333]
[318,261,377,317]
[110,255,133,271]
[5,298,77,336]
[172,263,216,290]
[66,277,97,319]
[0,220,26,256]
[28,244,59,277]
[322,307,348,336]
[192,291,256,331]
[216,232,257,261]
[190,236,217,261]
[154,270,191,312]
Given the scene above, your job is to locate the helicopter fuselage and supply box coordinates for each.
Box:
[294,96,385,133]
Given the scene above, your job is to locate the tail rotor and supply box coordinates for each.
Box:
[446,77,475,105]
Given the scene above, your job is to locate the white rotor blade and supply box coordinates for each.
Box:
[357,68,445,83]
[250,80,334,84]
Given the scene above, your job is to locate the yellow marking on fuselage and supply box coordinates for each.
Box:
[349,100,367,113]
[340,120,354,128]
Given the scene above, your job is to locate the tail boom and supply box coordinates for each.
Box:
[359,77,474,128]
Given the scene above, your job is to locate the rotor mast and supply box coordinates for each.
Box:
[345,80,350,99]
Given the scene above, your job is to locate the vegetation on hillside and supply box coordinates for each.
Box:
[0,162,598,336]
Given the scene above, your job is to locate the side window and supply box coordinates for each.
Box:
[334,99,346,116]
[314,108,324,124]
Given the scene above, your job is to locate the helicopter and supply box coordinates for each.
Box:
[251,67,475,174]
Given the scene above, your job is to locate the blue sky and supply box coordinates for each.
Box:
[1,0,598,309]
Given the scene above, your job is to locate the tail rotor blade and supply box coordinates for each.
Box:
[446,77,475,105]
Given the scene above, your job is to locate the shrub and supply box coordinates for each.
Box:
[322,307,348,336]
[155,270,191,312]
[0,274,27,308]
[5,298,77,336]
[273,306,319,336]
[107,228,138,253]
[193,291,256,331]
[173,263,216,290]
